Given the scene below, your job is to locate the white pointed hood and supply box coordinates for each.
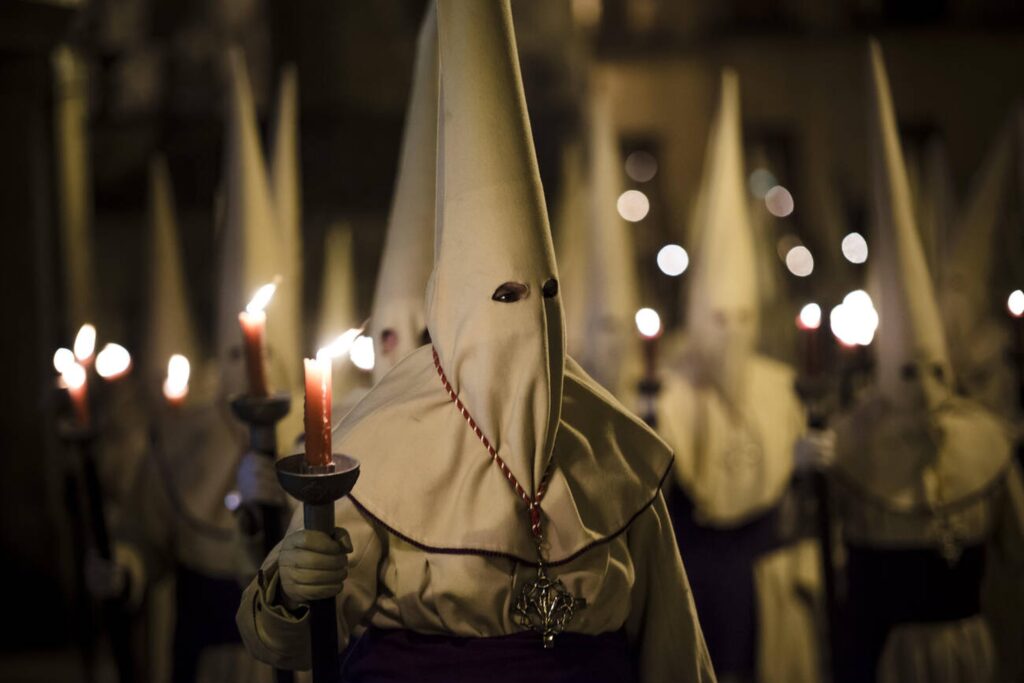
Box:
[268,64,305,397]
[427,0,563,491]
[144,156,202,389]
[369,4,437,385]
[867,41,952,407]
[685,70,759,398]
[333,0,671,565]
[579,81,642,399]
[215,48,284,395]
[553,139,588,361]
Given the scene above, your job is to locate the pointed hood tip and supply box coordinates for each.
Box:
[867,41,952,400]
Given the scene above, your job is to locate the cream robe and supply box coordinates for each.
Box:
[833,395,1024,683]
[238,492,714,682]
[656,354,822,683]
[120,396,274,683]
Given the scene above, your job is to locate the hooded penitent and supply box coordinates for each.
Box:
[216,48,285,397]
[268,64,305,405]
[865,41,953,410]
[579,80,642,399]
[335,0,671,565]
[368,5,437,385]
[685,69,759,402]
[144,155,204,401]
[660,69,804,527]
[941,114,1017,417]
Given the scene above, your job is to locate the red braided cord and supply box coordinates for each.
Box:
[432,347,551,538]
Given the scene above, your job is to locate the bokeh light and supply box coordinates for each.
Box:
[74,323,96,362]
[350,335,376,371]
[617,190,650,222]
[634,308,662,339]
[53,347,75,375]
[830,290,879,346]
[765,185,794,218]
[842,232,869,264]
[748,169,777,199]
[785,246,814,277]
[798,303,822,330]
[625,151,658,182]
[1008,289,1024,317]
[656,244,689,276]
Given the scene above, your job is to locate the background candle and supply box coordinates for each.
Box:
[163,354,191,406]
[238,310,269,396]
[62,362,90,427]
[303,355,332,468]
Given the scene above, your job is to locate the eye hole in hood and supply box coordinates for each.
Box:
[492,282,529,303]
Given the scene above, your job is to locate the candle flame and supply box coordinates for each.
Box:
[96,343,132,380]
[797,303,822,330]
[62,361,87,390]
[73,324,96,362]
[317,328,362,363]
[246,279,280,314]
[634,307,662,339]
[163,354,191,402]
[350,335,376,371]
[53,347,75,375]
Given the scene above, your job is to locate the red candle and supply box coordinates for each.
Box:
[239,310,269,396]
[303,355,332,468]
[63,362,90,428]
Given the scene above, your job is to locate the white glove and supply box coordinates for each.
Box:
[794,428,837,472]
[277,528,352,610]
[236,451,286,507]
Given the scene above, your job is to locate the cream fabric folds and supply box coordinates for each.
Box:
[268,64,305,405]
[216,48,285,396]
[369,5,437,384]
[686,69,759,402]
[867,41,952,407]
[144,156,203,396]
[554,140,588,361]
[658,358,804,527]
[579,80,642,399]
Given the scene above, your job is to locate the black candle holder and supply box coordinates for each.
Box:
[276,453,360,683]
[230,393,291,555]
[57,419,136,683]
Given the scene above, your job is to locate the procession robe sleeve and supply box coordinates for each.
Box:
[983,461,1024,682]
[237,497,384,670]
[626,491,717,682]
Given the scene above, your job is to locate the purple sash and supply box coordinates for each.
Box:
[340,627,636,683]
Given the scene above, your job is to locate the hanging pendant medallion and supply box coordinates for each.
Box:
[512,563,586,648]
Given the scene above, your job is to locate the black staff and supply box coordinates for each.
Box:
[276,453,360,683]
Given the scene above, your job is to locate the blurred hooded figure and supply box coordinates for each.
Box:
[575,78,643,402]
[653,70,824,683]
[828,42,1024,683]
[86,151,275,683]
[316,223,370,414]
[367,2,438,385]
[940,110,1022,424]
[236,3,714,681]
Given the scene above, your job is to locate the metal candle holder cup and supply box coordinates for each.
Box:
[230,393,291,554]
[276,453,360,683]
